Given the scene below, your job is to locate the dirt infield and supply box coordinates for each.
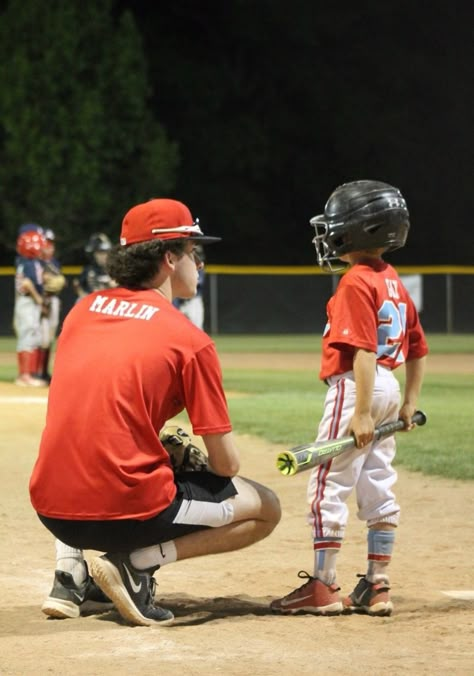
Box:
[0,353,473,675]
[218,352,474,374]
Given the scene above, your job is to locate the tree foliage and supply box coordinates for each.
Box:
[0,0,178,262]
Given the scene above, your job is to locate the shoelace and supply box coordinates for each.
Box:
[287,570,316,595]
[292,570,341,593]
[355,573,390,588]
[145,576,157,606]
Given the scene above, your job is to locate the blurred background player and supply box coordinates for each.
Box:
[13,225,48,387]
[173,244,206,329]
[38,228,66,383]
[74,232,115,299]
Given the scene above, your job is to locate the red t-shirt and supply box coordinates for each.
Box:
[29,288,232,521]
[320,259,428,381]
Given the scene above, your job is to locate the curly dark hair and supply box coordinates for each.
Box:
[106,240,187,289]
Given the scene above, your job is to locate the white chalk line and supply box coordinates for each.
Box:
[0,396,48,404]
[441,590,474,600]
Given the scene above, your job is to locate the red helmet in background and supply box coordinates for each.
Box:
[16,230,47,259]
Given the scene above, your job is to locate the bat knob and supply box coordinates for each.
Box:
[276,452,297,476]
[413,410,427,426]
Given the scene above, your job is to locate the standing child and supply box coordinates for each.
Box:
[38,228,66,382]
[13,226,49,387]
[271,180,428,617]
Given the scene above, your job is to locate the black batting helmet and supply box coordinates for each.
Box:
[310,180,410,269]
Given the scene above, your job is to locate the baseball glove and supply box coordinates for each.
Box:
[43,272,66,294]
[159,426,208,473]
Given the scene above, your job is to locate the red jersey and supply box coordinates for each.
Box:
[319,259,428,381]
[29,288,232,521]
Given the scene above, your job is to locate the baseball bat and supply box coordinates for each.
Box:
[276,410,427,477]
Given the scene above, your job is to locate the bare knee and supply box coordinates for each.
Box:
[259,483,282,526]
[231,476,281,526]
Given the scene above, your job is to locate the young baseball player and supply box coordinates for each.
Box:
[13,226,49,387]
[38,228,66,382]
[73,232,115,299]
[30,198,281,626]
[271,180,428,617]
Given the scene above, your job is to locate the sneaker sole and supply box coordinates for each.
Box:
[90,557,174,627]
[41,597,114,619]
[14,379,48,387]
[343,601,393,617]
[271,602,343,616]
[42,598,80,619]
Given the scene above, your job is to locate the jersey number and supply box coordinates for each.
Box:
[377,300,407,364]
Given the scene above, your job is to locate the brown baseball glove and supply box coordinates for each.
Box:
[159,426,208,472]
[43,272,66,294]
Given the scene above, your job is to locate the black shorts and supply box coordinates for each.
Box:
[38,472,237,553]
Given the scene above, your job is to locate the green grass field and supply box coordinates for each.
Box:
[1,334,472,480]
[213,333,474,354]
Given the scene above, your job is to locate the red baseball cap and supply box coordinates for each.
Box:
[120,198,221,246]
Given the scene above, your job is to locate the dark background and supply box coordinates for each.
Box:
[1,1,473,266]
[119,0,474,266]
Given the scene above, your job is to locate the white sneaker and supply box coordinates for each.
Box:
[14,374,48,387]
